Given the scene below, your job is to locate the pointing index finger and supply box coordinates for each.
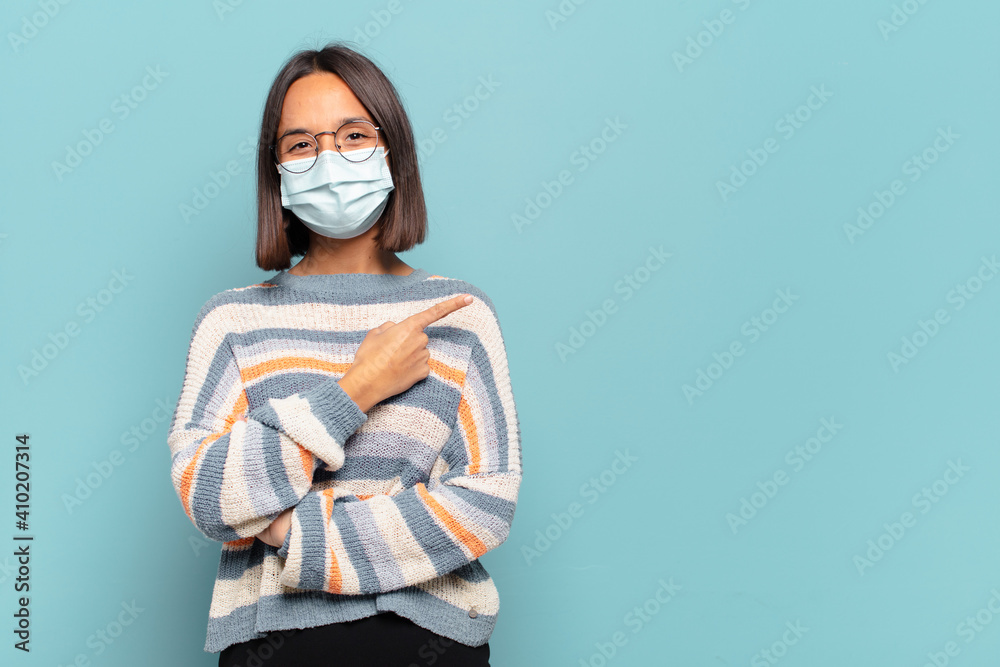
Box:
[406,294,474,329]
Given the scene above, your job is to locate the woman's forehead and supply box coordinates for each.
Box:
[279,73,371,130]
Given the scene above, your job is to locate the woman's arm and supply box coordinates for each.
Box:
[167,296,369,543]
[274,305,522,595]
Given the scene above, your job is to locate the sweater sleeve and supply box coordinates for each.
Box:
[167,296,369,543]
[275,300,522,595]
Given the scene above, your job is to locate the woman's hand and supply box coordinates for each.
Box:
[338,294,474,412]
[258,296,472,547]
[256,508,294,548]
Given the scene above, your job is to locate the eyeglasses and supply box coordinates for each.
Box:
[271,120,384,174]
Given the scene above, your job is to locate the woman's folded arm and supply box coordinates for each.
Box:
[276,303,522,594]
[167,296,369,543]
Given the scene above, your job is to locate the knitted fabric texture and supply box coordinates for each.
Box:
[166,267,522,654]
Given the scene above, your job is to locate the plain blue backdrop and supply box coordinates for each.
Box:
[2,0,999,664]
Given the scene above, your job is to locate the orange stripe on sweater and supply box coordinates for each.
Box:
[223,537,256,549]
[297,444,314,480]
[322,487,344,594]
[416,482,487,558]
[241,357,353,384]
[428,358,465,386]
[243,356,463,391]
[179,390,249,519]
[457,396,481,475]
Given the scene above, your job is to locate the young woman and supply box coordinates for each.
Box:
[166,43,521,666]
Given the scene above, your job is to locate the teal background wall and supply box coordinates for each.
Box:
[2,1,998,665]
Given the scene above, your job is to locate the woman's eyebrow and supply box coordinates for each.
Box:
[278,117,374,138]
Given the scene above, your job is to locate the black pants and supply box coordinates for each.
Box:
[218,611,490,667]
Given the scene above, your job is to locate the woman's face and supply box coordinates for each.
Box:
[275,71,390,172]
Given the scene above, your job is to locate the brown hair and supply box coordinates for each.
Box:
[254,42,427,270]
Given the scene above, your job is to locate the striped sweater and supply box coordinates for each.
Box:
[165,267,522,654]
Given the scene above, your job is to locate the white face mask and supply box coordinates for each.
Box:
[278,146,394,239]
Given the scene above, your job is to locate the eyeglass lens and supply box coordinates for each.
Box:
[276,121,380,173]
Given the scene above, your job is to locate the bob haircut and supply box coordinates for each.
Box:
[254,42,427,271]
